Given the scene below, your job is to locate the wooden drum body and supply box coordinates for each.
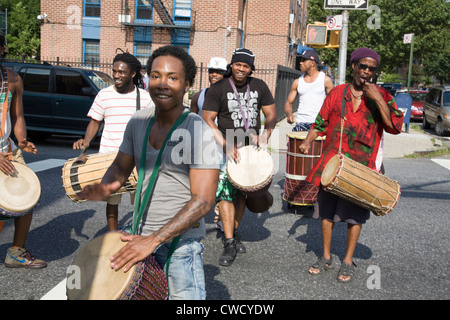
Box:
[283,132,325,206]
[62,152,138,203]
[227,145,275,213]
[66,232,168,300]
[0,162,41,218]
[321,154,401,216]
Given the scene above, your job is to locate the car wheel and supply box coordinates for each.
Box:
[434,118,445,136]
[422,113,430,129]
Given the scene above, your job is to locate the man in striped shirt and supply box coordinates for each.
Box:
[73,52,154,231]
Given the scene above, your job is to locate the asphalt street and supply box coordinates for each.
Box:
[0,134,449,302]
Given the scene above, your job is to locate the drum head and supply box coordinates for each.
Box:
[227,146,274,190]
[67,232,136,300]
[286,131,326,140]
[321,154,341,187]
[0,162,41,213]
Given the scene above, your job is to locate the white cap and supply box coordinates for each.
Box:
[207,57,228,71]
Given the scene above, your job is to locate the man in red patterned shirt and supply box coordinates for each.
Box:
[299,48,403,283]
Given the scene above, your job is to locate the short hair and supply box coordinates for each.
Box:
[113,51,142,87]
[146,45,196,86]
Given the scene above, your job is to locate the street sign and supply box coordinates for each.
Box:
[326,15,342,30]
[403,33,413,44]
[324,0,369,10]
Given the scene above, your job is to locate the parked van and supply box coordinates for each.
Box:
[2,62,114,138]
[422,85,450,136]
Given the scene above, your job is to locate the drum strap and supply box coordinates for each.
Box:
[338,84,350,154]
[132,111,190,285]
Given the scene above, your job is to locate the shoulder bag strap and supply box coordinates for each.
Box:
[136,86,141,111]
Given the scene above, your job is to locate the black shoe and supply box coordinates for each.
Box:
[219,238,237,266]
[234,233,246,253]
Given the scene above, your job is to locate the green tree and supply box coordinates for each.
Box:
[307,0,450,84]
[1,0,40,58]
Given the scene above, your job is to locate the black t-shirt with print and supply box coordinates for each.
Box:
[202,77,275,138]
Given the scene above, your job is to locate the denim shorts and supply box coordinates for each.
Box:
[153,238,205,300]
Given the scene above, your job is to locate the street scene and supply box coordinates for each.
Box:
[0,0,449,306]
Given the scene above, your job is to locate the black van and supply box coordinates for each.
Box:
[2,62,114,138]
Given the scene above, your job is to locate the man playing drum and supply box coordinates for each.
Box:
[76,46,220,300]
[73,51,154,231]
[0,31,46,268]
[202,48,277,267]
[299,48,403,283]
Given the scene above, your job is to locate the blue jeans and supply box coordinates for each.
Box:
[153,238,206,300]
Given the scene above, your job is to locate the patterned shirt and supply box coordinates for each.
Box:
[306,84,404,187]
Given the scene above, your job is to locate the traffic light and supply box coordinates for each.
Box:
[325,30,340,48]
[306,24,327,45]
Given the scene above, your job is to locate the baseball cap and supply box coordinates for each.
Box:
[207,57,228,71]
[299,49,321,64]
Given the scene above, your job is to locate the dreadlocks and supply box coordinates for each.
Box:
[113,50,143,87]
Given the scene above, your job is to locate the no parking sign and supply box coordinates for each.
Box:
[326,15,342,30]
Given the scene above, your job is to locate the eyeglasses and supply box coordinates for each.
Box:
[358,63,377,72]
[208,69,225,75]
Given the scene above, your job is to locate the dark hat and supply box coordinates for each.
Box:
[350,47,380,66]
[231,48,255,70]
[299,49,321,64]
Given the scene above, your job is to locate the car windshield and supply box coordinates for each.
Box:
[443,91,450,106]
[410,92,427,101]
[85,70,114,90]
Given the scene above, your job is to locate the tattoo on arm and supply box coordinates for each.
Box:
[152,194,214,244]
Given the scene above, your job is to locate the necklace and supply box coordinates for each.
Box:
[350,86,364,99]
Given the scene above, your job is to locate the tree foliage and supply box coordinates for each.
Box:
[307,0,450,84]
[0,0,40,58]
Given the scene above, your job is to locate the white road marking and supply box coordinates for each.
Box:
[27,159,67,173]
[40,278,67,300]
[431,159,450,171]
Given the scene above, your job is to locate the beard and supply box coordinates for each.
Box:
[115,78,134,94]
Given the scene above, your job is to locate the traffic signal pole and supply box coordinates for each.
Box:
[337,10,349,85]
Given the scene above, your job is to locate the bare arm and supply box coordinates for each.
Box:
[299,127,319,155]
[109,167,218,272]
[73,118,102,150]
[190,91,200,114]
[257,103,277,146]
[324,76,334,94]
[284,79,299,124]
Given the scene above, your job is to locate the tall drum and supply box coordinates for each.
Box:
[283,132,325,206]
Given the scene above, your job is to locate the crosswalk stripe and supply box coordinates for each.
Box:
[26,159,67,173]
[431,159,450,171]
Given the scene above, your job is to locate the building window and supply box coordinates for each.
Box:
[174,0,191,22]
[83,39,100,66]
[135,42,152,66]
[85,0,101,18]
[136,0,153,20]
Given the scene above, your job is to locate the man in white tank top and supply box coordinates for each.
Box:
[284,50,333,131]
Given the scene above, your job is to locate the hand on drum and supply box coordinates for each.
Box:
[299,141,311,155]
[73,139,89,150]
[0,152,15,175]
[110,234,157,272]
[75,181,122,202]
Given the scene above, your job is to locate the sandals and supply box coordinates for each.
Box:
[308,256,334,275]
[337,262,357,283]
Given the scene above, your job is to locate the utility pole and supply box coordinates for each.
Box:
[337,10,349,85]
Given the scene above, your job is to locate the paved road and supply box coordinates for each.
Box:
[0,134,448,302]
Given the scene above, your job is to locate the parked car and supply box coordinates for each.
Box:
[422,85,450,136]
[396,89,428,121]
[2,61,114,138]
[380,83,404,96]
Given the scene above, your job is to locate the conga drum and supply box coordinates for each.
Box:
[62,152,138,203]
[283,132,325,206]
[66,232,168,300]
[226,145,275,213]
[321,154,401,216]
[0,162,41,219]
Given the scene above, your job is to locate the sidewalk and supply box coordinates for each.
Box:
[270,116,441,159]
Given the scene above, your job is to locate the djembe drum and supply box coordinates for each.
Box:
[283,132,325,206]
[227,145,275,213]
[66,232,168,300]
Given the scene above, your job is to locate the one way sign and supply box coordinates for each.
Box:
[324,0,369,10]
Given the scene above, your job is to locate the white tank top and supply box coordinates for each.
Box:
[294,71,326,124]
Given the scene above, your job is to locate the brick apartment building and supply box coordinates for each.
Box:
[39,0,308,91]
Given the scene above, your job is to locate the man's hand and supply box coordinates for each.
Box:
[18,139,38,155]
[75,181,122,202]
[0,152,15,174]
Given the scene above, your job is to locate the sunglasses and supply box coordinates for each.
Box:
[358,63,377,72]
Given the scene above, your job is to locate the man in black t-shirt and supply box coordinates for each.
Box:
[203,48,276,267]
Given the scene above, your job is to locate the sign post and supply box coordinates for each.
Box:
[324,0,369,85]
[403,33,414,93]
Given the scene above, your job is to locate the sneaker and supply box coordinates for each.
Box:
[234,233,246,254]
[215,221,224,232]
[5,247,47,269]
[219,238,237,267]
